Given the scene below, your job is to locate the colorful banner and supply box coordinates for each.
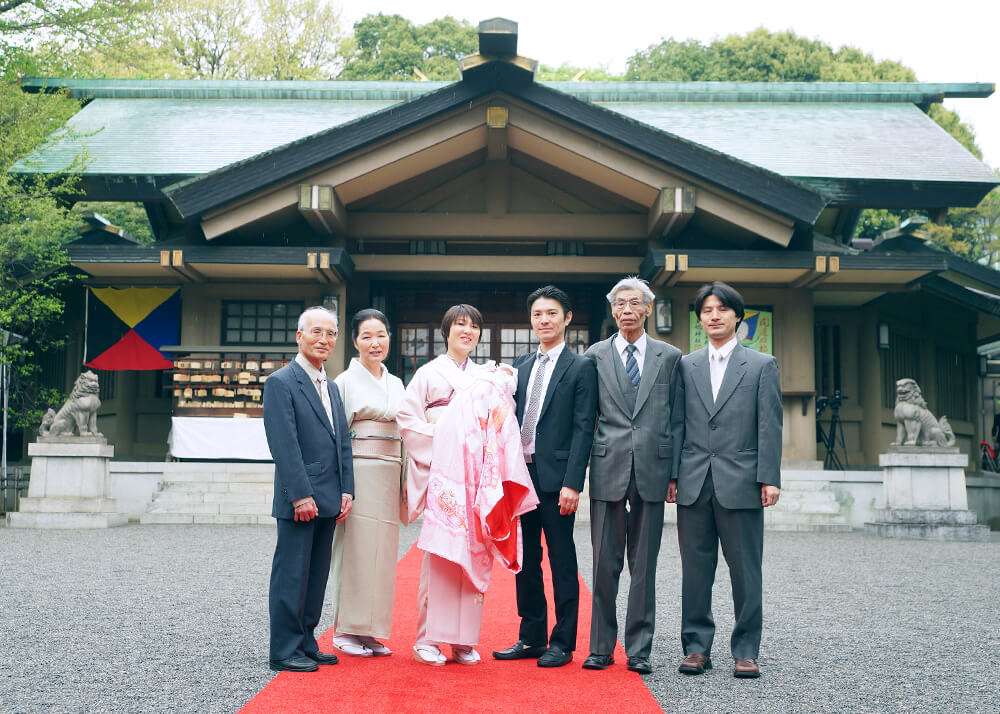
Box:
[85,287,180,370]
[689,306,773,355]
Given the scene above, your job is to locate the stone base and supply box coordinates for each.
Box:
[865,507,989,541]
[7,510,127,529]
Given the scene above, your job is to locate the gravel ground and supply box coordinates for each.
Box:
[0,522,997,713]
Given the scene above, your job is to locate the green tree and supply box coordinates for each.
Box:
[72,201,155,244]
[0,81,83,429]
[339,14,476,81]
[537,63,623,82]
[244,0,343,80]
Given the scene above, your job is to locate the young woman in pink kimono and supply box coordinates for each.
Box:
[397,304,538,666]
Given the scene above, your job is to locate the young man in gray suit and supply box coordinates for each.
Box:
[668,282,782,679]
[263,306,354,673]
[583,277,681,675]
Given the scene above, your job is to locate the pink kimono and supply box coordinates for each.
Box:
[397,355,539,646]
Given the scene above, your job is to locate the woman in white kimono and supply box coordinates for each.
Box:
[329,309,407,657]
[397,304,505,667]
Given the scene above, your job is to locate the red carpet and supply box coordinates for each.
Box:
[242,545,663,713]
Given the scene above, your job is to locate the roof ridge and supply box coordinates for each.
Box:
[21,77,994,103]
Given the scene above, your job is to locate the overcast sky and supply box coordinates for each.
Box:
[340,0,999,169]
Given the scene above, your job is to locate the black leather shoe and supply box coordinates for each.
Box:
[537,646,573,668]
[627,657,653,674]
[492,640,546,660]
[582,653,614,670]
[269,656,319,672]
[307,651,339,665]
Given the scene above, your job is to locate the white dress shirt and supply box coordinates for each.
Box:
[708,336,739,401]
[613,331,647,376]
[295,353,334,429]
[521,341,565,457]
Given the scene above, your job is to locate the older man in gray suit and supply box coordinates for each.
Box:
[583,277,681,675]
[668,281,782,679]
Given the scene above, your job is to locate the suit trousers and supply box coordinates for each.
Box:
[589,468,664,660]
[677,471,764,660]
[269,516,336,661]
[515,463,580,651]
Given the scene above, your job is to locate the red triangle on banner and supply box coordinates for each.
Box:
[85,329,174,371]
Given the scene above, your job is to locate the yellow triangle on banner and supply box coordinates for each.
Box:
[91,287,178,328]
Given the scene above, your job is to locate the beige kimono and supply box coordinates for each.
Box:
[330,358,406,640]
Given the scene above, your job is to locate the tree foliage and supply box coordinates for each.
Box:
[338,14,476,81]
[0,81,83,428]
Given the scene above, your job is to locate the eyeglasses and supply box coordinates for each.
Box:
[612,299,645,310]
[306,328,338,339]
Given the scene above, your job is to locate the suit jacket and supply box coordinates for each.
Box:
[585,334,682,502]
[670,344,782,510]
[514,347,598,493]
[263,359,354,520]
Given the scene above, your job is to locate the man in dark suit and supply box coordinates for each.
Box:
[263,306,354,673]
[669,281,782,679]
[583,277,682,675]
[493,285,597,668]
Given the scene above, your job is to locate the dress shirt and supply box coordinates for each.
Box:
[708,336,739,401]
[521,341,565,457]
[295,353,334,429]
[613,331,647,377]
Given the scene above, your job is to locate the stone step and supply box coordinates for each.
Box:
[203,492,270,505]
[17,497,119,514]
[160,481,230,494]
[874,508,980,525]
[218,502,270,515]
[8,511,128,529]
[221,471,273,484]
[148,502,221,515]
[140,513,195,524]
[779,480,835,492]
[766,522,853,533]
[865,521,990,542]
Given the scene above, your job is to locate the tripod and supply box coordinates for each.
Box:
[816,392,848,470]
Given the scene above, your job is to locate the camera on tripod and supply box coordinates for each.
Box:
[816,390,847,470]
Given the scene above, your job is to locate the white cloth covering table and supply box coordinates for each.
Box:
[168,416,273,460]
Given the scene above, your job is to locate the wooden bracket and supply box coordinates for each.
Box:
[299,185,347,236]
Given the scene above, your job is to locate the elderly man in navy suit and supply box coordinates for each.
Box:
[263,306,354,673]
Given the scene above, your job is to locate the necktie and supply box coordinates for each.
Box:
[316,377,334,429]
[520,353,550,453]
[625,344,640,387]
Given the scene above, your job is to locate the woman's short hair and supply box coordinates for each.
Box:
[606,276,655,305]
[351,308,389,339]
[693,281,745,325]
[440,304,484,342]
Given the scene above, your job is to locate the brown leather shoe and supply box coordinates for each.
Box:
[733,659,761,678]
[677,652,712,675]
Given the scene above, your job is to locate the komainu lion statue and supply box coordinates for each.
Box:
[38,371,103,438]
[892,378,955,447]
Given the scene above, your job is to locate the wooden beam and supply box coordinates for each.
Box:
[319,251,340,284]
[306,251,331,284]
[201,108,488,239]
[648,186,696,239]
[486,105,509,161]
[664,253,688,287]
[696,189,795,247]
[790,255,828,288]
[298,185,346,236]
[651,254,677,287]
[353,254,641,275]
[168,249,205,282]
[349,213,646,240]
[485,162,509,216]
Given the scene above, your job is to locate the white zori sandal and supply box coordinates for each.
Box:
[452,645,481,665]
[333,634,373,657]
[412,644,446,666]
[358,636,392,656]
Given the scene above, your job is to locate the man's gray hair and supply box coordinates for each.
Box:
[297,305,339,331]
[606,276,655,305]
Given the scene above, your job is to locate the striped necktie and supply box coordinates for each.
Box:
[520,352,550,453]
[625,344,640,387]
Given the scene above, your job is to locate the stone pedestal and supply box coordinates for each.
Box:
[6,439,127,529]
[865,447,989,541]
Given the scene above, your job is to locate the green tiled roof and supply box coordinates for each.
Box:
[13,78,996,187]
